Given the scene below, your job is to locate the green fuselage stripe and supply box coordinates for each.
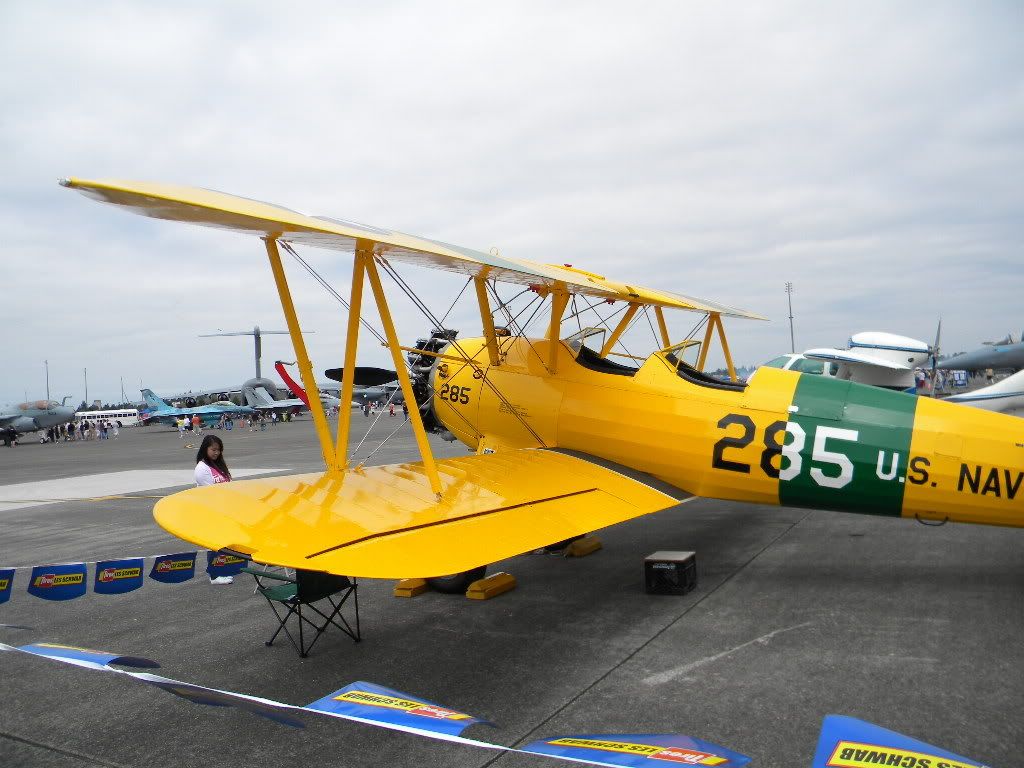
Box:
[780,376,918,516]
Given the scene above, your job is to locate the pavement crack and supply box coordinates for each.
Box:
[641,621,814,685]
[0,730,131,768]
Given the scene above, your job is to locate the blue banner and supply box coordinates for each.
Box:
[206,551,247,578]
[149,552,196,584]
[306,681,490,737]
[27,563,87,601]
[813,715,987,768]
[522,733,751,767]
[94,558,145,595]
[133,673,305,727]
[0,568,14,604]
[18,643,159,669]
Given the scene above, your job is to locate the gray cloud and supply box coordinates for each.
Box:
[1,1,1021,403]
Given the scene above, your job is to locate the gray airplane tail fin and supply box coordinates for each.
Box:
[242,386,275,408]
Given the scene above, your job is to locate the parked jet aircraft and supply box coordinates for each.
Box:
[140,389,254,426]
[242,380,341,413]
[945,369,1024,416]
[64,179,1024,596]
[0,398,76,445]
[938,333,1024,372]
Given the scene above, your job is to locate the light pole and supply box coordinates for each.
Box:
[45,360,50,403]
[785,282,795,353]
[84,367,88,406]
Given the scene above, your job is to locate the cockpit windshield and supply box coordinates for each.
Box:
[564,327,639,376]
[561,314,745,391]
[564,327,606,356]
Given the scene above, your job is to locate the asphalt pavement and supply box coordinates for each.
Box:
[0,416,1020,767]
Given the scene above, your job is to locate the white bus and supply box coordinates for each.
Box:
[75,409,141,427]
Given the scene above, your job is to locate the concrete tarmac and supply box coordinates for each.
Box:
[0,417,1020,767]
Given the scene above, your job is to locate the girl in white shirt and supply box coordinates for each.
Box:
[194,435,232,487]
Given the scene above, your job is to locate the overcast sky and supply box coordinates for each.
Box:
[2,1,1021,405]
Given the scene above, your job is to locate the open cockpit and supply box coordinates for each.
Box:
[563,327,745,390]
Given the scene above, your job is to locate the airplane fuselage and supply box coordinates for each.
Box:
[430,337,1024,529]
[938,342,1024,372]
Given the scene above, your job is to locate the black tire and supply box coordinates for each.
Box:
[426,566,487,594]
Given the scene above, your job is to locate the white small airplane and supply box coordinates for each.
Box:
[769,332,933,392]
[944,368,1024,416]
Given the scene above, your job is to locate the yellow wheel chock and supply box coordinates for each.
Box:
[465,572,516,600]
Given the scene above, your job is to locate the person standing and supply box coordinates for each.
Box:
[194,434,234,585]
[195,434,231,486]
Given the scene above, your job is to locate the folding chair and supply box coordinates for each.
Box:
[243,567,360,657]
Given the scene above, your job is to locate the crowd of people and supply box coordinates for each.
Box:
[36,420,121,444]
[361,400,409,418]
[7,401,405,448]
[174,410,297,438]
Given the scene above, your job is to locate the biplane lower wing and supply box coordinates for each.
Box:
[154,450,691,578]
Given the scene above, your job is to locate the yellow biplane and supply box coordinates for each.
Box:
[62,179,1024,592]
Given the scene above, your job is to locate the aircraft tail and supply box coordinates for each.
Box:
[242,386,274,408]
[140,389,172,411]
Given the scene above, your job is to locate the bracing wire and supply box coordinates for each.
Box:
[642,306,660,347]
[279,241,388,346]
[280,241,484,455]
[439,277,473,326]
[378,259,546,446]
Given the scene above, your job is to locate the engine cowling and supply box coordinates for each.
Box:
[407,329,459,435]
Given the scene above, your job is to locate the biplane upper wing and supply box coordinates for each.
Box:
[153,449,691,578]
[60,178,764,319]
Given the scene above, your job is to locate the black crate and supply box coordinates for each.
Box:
[644,551,697,595]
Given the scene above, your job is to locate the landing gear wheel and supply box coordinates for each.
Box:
[426,566,487,594]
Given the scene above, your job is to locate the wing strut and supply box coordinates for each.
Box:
[473,277,500,366]
[364,256,443,496]
[695,312,737,382]
[547,288,570,372]
[264,237,337,469]
[654,306,672,349]
[333,245,367,468]
[599,303,641,359]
